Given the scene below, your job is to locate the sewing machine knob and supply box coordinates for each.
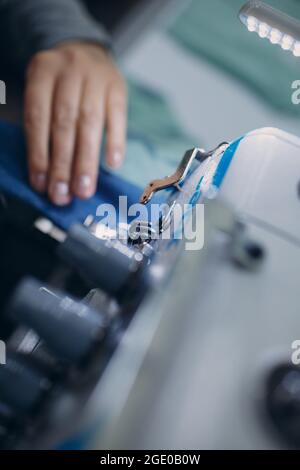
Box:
[8,278,107,364]
[0,352,50,415]
[58,224,146,298]
[231,226,265,271]
[265,364,300,447]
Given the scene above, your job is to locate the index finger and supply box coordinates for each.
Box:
[24,67,55,192]
[105,81,127,169]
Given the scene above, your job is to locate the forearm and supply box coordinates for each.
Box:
[0,0,111,70]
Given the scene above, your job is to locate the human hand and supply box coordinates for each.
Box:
[24,41,127,205]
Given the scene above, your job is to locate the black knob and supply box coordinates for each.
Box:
[231,239,265,270]
[265,364,300,447]
[8,278,107,363]
[58,224,146,298]
[0,352,50,415]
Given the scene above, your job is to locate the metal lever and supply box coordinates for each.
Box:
[139,143,228,204]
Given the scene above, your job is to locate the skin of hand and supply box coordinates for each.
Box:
[24,41,127,206]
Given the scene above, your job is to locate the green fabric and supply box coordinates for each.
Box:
[169,0,300,115]
[113,80,197,187]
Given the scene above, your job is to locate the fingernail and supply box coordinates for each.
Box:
[51,181,71,206]
[32,172,47,192]
[77,175,92,197]
[109,151,123,169]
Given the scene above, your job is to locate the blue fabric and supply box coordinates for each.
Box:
[0,120,145,230]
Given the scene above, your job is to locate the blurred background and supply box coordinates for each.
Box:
[95,0,300,146]
[95,0,300,188]
[110,0,300,145]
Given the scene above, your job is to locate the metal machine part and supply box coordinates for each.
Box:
[57,224,147,302]
[128,142,230,248]
[139,143,228,204]
[229,221,266,271]
[7,279,107,364]
[0,351,51,416]
[128,220,157,246]
[265,364,300,448]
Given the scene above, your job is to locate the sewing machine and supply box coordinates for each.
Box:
[0,126,299,450]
